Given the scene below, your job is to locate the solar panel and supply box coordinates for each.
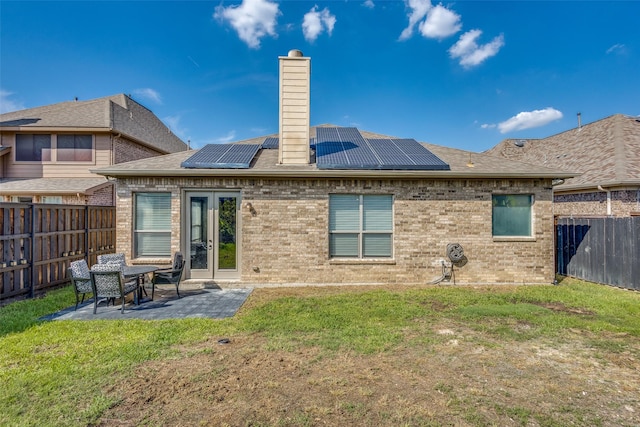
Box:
[180,144,260,169]
[316,127,380,169]
[368,139,450,170]
[262,137,279,149]
[316,127,450,170]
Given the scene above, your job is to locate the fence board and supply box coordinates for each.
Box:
[557,216,639,290]
[0,203,116,301]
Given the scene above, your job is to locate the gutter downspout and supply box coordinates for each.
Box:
[598,185,612,216]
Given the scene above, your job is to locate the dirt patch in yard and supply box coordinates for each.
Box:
[534,301,597,316]
[96,286,640,427]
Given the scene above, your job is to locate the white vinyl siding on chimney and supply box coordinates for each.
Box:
[278,51,310,165]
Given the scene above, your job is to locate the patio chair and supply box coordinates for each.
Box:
[90,263,139,314]
[97,252,148,296]
[151,252,185,300]
[68,259,93,310]
[97,253,126,266]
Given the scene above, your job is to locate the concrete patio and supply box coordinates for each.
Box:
[41,286,253,321]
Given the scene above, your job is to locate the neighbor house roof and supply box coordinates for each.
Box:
[93,126,575,180]
[484,114,640,192]
[0,94,187,153]
[0,177,111,195]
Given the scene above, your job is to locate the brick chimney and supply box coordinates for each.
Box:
[278,49,310,165]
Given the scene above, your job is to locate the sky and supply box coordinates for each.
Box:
[1,1,639,152]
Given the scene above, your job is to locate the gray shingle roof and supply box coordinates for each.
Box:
[0,94,187,154]
[93,126,575,179]
[0,177,110,194]
[484,114,640,191]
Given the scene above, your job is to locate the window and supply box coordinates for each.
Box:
[15,134,51,161]
[329,194,393,258]
[134,193,171,257]
[492,194,533,237]
[41,196,62,204]
[57,134,92,161]
[9,196,33,203]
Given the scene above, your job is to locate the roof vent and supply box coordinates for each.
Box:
[288,49,303,57]
[514,139,526,147]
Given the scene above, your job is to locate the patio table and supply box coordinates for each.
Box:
[123,265,159,302]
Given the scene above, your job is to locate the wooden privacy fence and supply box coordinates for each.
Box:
[556,216,639,290]
[1,203,116,301]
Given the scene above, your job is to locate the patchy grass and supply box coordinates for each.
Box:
[1,277,639,426]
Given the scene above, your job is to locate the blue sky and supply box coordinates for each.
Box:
[1,1,639,151]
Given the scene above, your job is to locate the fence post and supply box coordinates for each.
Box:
[85,206,89,264]
[29,204,36,298]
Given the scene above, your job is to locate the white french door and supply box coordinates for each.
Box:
[185,191,241,280]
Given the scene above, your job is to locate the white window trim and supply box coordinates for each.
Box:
[329,194,394,260]
[491,193,536,242]
[133,192,172,258]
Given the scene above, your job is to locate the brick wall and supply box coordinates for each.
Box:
[554,189,640,217]
[114,176,555,285]
[87,184,115,206]
[113,136,163,164]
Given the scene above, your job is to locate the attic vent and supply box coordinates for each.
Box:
[514,139,526,147]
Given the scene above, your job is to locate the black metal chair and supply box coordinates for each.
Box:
[90,263,139,314]
[68,259,93,310]
[151,252,185,300]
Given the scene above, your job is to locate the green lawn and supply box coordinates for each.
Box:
[1,278,639,426]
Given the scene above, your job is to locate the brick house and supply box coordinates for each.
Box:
[485,114,640,217]
[94,50,574,286]
[0,94,188,205]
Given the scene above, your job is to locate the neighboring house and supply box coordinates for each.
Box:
[94,50,574,286]
[0,94,188,205]
[485,114,640,217]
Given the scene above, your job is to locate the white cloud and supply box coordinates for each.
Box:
[0,89,25,114]
[216,130,237,144]
[302,6,336,42]
[400,1,462,41]
[214,0,280,49]
[480,123,496,129]
[449,29,504,68]
[606,43,627,55]
[133,88,162,105]
[419,4,461,39]
[363,0,375,9]
[498,108,563,134]
[399,0,431,40]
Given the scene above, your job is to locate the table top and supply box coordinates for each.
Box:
[123,265,159,276]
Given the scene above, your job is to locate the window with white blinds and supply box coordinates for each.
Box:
[134,193,171,257]
[329,194,393,258]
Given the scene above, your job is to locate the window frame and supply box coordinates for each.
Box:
[41,196,62,204]
[133,192,172,258]
[55,134,94,163]
[14,133,94,164]
[329,194,394,259]
[15,134,52,162]
[491,193,535,239]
